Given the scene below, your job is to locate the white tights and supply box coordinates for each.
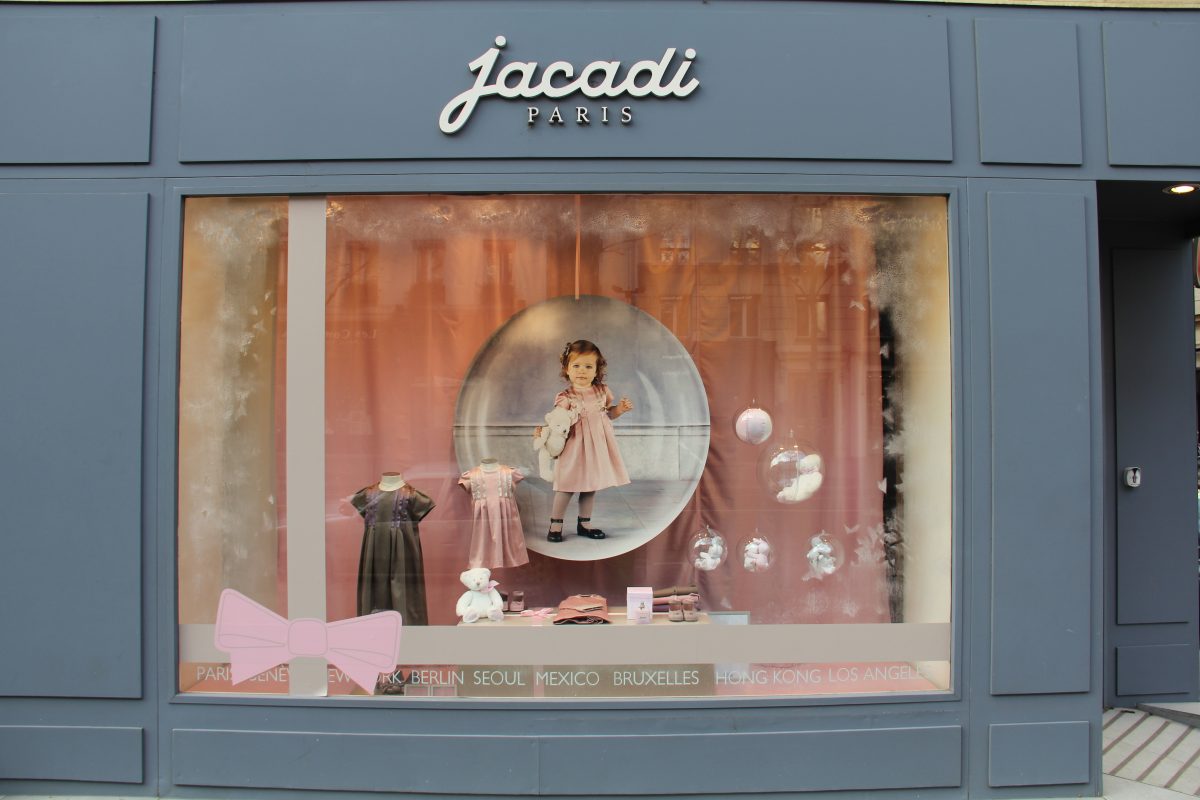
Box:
[550,491,595,529]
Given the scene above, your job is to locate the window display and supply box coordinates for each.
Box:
[178,192,953,699]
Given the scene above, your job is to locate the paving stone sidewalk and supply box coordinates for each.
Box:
[1105,708,1200,795]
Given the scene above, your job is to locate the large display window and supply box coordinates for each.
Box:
[177,192,953,699]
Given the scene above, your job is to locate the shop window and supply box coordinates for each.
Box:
[728,294,760,338]
[797,298,830,339]
[658,295,686,337]
[177,193,953,700]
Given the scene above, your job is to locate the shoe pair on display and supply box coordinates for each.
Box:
[547,517,606,542]
[668,598,699,622]
[498,590,525,613]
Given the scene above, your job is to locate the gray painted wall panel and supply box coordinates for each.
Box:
[988,191,1092,696]
[0,725,143,783]
[988,721,1090,786]
[975,19,1082,165]
[173,729,540,793]
[0,17,155,164]
[0,193,147,698]
[1104,21,1200,166]
[179,7,952,162]
[1117,644,1197,697]
[540,727,962,794]
[172,726,960,795]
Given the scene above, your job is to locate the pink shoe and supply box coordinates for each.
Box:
[668,598,684,622]
[682,597,699,622]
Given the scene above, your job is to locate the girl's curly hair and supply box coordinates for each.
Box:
[559,340,607,385]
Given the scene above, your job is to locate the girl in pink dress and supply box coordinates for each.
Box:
[546,340,634,543]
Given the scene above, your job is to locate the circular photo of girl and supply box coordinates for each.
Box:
[454,295,710,561]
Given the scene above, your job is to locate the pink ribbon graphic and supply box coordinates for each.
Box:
[213,589,402,694]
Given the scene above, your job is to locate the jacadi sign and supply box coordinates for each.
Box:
[439,36,700,134]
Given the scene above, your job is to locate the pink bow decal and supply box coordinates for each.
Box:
[214,589,402,694]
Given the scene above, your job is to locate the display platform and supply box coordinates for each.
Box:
[445,607,714,697]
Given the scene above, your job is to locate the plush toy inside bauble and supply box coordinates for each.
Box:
[742,535,772,572]
[805,534,839,579]
[691,526,727,571]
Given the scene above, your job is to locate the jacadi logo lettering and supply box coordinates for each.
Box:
[438,36,700,134]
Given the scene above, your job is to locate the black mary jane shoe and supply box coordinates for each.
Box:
[547,518,564,543]
[576,517,606,539]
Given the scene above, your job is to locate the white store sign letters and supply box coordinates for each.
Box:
[439,36,701,134]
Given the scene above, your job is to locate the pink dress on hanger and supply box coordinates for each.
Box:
[552,384,631,493]
[458,465,529,569]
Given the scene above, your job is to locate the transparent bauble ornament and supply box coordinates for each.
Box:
[690,525,727,572]
[734,404,773,445]
[739,531,773,573]
[805,531,842,580]
[760,434,824,504]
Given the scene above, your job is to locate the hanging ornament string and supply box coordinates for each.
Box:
[574,194,582,300]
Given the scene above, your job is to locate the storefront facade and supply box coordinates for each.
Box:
[1,0,1198,797]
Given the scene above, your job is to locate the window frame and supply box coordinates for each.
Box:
[160,173,967,711]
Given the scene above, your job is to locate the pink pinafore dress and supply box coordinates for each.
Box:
[458,465,530,569]
[552,384,630,493]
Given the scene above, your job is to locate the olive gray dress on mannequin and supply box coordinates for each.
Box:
[351,484,434,624]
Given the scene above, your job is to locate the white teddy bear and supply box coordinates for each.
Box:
[455,567,505,623]
[532,405,578,481]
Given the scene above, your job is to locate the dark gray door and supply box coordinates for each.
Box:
[1108,246,1200,705]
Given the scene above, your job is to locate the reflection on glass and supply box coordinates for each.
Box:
[177,196,288,694]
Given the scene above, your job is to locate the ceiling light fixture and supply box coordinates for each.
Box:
[1164,184,1198,195]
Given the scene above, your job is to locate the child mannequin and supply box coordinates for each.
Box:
[378,471,405,491]
[545,340,633,542]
